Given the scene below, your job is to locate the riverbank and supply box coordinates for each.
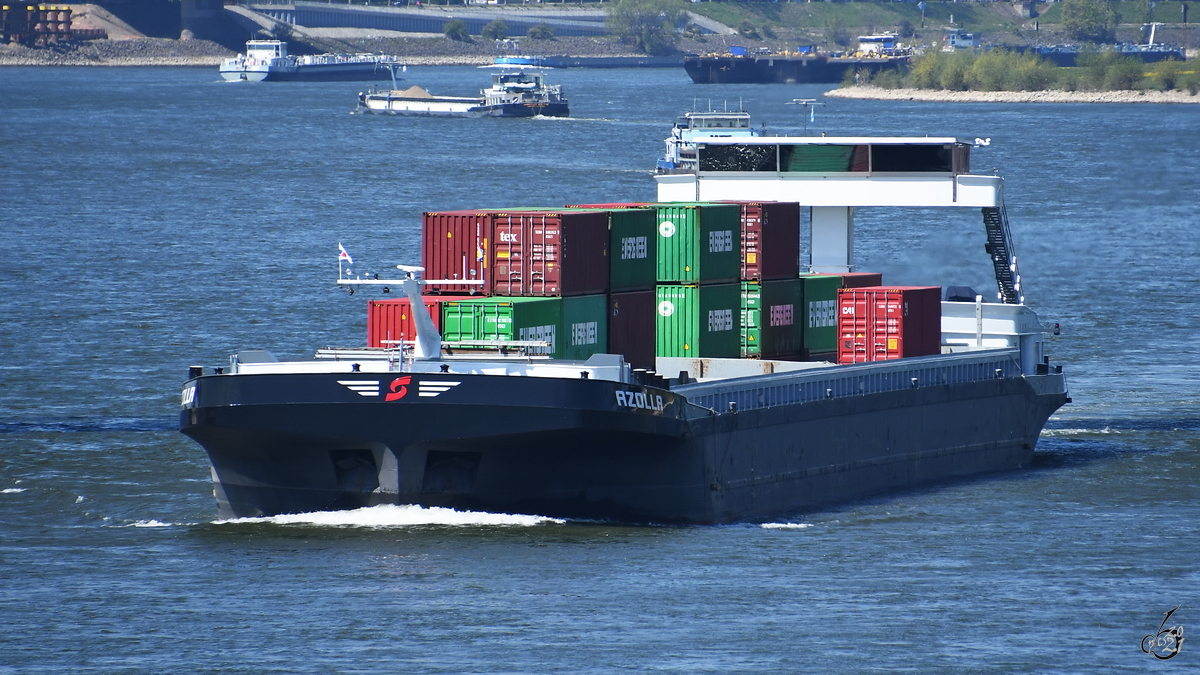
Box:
[0,39,233,66]
[0,34,682,67]
[826,85,1200,104]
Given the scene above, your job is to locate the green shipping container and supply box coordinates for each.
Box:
[654,203,741,285]
[560,293,609,360]
[799,274,843,354]
[441,297,562,356]
[609,208,658,292]
[440,295,607,359]
[655,283,741,359]
[759,278,805,358]
[741,282,761,357]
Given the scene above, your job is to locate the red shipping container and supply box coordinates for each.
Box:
[837,286,941,364]
[366,296,472,348]
[608,290,656,371]
[718,201,801,281]
[421,211,492,295]
[486,210,609,297]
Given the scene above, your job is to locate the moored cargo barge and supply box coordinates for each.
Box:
[180,131,1069,524]
[684,37,912,85]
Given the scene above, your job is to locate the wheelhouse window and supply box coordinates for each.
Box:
[871,144,955,172]
[697,142,966,174]
[698,144,778,172]
[779,144,869,173]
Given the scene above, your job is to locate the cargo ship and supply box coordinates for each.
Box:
[357,71,569,118]
[179,130,1068,524]
[684,36,911,85]
[492,54,684,68]
[220,40,402,82]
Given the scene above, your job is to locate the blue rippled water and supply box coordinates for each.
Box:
[1,66,1197,673]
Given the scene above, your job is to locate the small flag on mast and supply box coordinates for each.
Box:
[338,243,353,265]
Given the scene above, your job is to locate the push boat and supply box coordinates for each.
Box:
[219,40,402,82]
[180,127,1069,525]
[357,71,569,118]
[656,106,759,174]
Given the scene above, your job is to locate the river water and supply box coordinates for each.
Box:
[1,66,1197,672]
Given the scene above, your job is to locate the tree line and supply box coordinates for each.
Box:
[855,49,1199,94]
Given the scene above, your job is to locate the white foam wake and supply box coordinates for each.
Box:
[2,488,26,494]
[761,522,814,530]
[218,503,565,528]
[1041,427,1120,436]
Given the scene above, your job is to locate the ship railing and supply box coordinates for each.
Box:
[441,339,553,356]
[315,347,397,360]
[676,349,1026,415]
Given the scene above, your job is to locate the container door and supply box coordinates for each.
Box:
[698,283,741,358]
[760,202,801,281]
[759,278,804,358]
[491,215,525,296]
[557,210,609,297]
[837,288,873,364]
[609,209,657,291]
[422,212,491,295]
[655,285,698,357]
[527,213,560,296]
[560,294,608,360]
[741,281,761,357]
[696,204,741,284]
[801,274,842,356]
[609,290,656,370]
[655,205,699,284]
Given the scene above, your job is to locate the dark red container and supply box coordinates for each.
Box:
[608,290,656,371]
[486,210,609,297]
[838,272,883,288]
[719,201,801,281]
[803,272,884,288]
[837,286,941,364]
[367,296,472,348]
[421,211,492,295]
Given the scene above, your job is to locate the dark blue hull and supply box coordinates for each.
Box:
[482,102,570,118]
[684,55,908,84]
[180,352,1068,523]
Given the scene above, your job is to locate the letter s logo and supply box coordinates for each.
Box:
[385,376,412,401]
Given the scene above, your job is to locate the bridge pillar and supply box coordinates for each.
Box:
[809,206,853,274]
[181,0,248,48]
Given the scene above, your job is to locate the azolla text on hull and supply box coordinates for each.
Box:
[180,122,1068,524]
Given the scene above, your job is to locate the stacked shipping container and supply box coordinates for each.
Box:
[368,201,941,371]
[798,272,884,361]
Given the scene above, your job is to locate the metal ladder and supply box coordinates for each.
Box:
[981,204,1023,304]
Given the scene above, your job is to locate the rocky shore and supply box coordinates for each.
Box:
[0,38,234,66]
[826,85,1200,105]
